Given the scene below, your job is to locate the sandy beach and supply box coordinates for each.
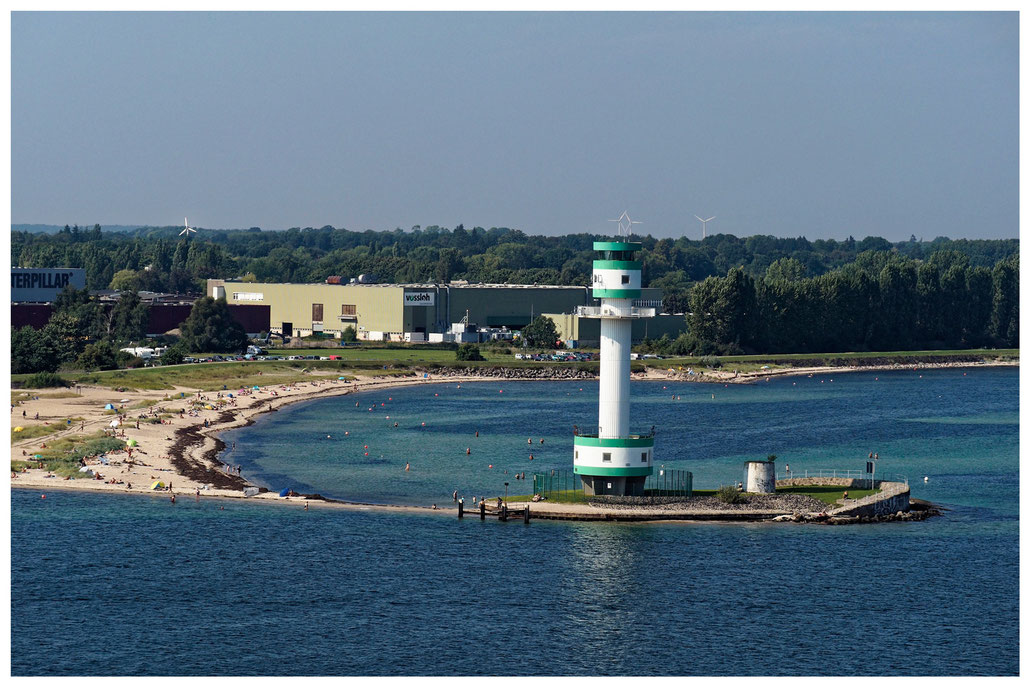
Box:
[10,358,1016,513]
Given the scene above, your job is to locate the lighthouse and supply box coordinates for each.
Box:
[573,221,656,496]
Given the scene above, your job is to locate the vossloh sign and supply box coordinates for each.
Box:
[403,290,435,306]
[11,268,87,302]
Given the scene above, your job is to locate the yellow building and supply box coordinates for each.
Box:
[206,279,596,341]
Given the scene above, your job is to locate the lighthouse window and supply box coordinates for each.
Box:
[641,452,648,462]
[602,452,611,462]
[621,275,630,284]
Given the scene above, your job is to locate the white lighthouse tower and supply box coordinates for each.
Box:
[573,215,657,496]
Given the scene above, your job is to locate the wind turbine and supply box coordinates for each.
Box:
[608,211,642,237]
[694,215,715,239]
[179,217,197,240]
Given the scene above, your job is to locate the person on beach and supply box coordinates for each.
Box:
[843,490,849,500]
[453,490,458,502]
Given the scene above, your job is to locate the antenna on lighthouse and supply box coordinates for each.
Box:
[694,215,715,239]
[179,217,197,239]
[608,211,642,238]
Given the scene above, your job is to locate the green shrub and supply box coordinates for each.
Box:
[23,372,69,389]
[701,355,722,368]
[716,485,747,504]
[456,343,485,361]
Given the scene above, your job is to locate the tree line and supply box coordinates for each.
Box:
[676,251,1018,355]
[12,223,1017,300]
[10,224,1019,365]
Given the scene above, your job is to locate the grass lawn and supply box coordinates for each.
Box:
[776,485,879,504]
[12,362,362,392]
[11,346,1015,392]
[504,489,591,504]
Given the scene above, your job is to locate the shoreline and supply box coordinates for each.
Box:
[10,359,1014,518]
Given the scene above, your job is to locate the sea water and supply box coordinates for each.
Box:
[11,368,1018,675]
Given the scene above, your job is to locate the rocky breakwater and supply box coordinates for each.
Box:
[437,366,597,380]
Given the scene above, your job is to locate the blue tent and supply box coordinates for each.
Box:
[279,488,291,497]
[104,403,115,410]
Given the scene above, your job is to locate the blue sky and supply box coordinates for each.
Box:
[11,11,1018,241]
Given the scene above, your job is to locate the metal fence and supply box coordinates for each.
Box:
[532,468,693,499]
[777,468,908,486]
[532,470,583,499]
[645,468,693,497]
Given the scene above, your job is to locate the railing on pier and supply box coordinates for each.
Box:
[777,468,908,486]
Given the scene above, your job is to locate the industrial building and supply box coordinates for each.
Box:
[207,279,673,344]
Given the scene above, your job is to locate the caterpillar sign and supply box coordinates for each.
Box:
[11,268,86,302]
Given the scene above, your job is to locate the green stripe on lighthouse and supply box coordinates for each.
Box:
[593,241,642,251]
[593,260,641,270]
[574,466,654,477]
[574,435,654,448]
[592,288,642,299]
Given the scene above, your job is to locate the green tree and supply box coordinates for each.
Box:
[686,267,758,353]
[455,343,485,361]
[341,326,358,343]
[160,344,186,366]
[179,296,249,353]
[109,269,139,291]
[108,291,150,342]
[11,326,61,374]
[521,315,560,348]
[76,341,118,371]
[990,256,1019,346]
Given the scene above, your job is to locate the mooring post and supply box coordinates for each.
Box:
[500,504,507,522]
[480,501,486,520]
[524,503,530,524]
[458,500,464,519]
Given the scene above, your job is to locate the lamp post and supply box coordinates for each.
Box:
[504,482,509,502]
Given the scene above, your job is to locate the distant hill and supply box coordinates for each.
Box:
[12,224,147,234]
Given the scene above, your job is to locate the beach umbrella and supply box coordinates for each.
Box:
[126,439,138,447]
[119,399,130,403]
[104,403,115,410]
[204,404,214,410]
[279,488,291,497]
[253,386,260,390]
[110,420,120,428]
[78,466,92,473]
[150,481,164,490]
[34,454,42,459]
[226,393,234,398]
[338,376,346,380]
[14,426,23,432]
